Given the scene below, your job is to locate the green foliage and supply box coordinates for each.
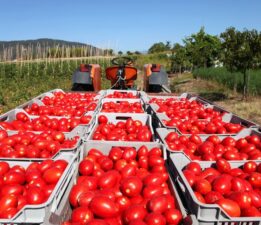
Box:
[220,27,261,98]
[148,41,171,54]
[193,67,261,95]
[184,27,221,68]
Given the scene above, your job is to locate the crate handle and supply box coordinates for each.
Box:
[115,116,131,120]
[176,176,186,193]
[0,116,8,121]
[240,121,251,127]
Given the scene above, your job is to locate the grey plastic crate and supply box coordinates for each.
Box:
[99,98,146,113]
[157,127,261,158]
[0,108,96,136]
[155,113,256,136]
[87,113,156,143]
[84,141,166,159]
[1,130,83,162]
[0,151,78,225]
[168,154,261,224]
[104,89,142,99]
[16,98,45,110]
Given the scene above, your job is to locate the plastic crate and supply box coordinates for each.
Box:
[104,89,142,99]
[99,98,146,113]
[87,113,156,143]
[168,154,261,224]
[0,151,78,225]
[0,129,83,162]
[154,112,256,136]
[0,109,94,137]
[157,127,261,157]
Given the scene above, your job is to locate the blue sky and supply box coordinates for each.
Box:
[1,0,261,51]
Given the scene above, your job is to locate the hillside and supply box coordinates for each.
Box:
[0,38,102,61]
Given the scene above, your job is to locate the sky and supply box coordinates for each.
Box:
[0,0,261,52]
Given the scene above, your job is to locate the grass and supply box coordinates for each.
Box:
[170,73,261,125]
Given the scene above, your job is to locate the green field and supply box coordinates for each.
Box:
[193,67,261,96]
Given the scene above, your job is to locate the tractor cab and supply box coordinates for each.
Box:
[106,57,137,89]
[143,64,170,92]
[72,64,101,92]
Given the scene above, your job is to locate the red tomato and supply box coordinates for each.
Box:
[43,167,63,184]
[248,172,261,188]
[25,187,46,204]
[216,159,231,173]
[120,176,143,197]
[109,147,123,161]
[241,206,261,217]
[71,206,93,224]
[243,161,257,173]
[164,208,182,225]
[3,171,25,185]
[0,162,10,176]
[216,198,241,217]
[69,184,88,207]
[89,196,119,218]
[212,175,232,195]
[122,204,147,224]
[144,212,166,225]
[204,191,223,204]
[79,160,94,176]
[193,179,212,195]
[228,192,252,209]
[147,195,168,213]
[98,170,120,189]
[98,115,108,124]
[185,162,201,175]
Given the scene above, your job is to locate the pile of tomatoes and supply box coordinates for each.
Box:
[0,112,92,132]
[101,101,144,113]
[0,130,78,158]
[92,115,152,142]
[105,92,139,99]
[182,159,261,217]
[164,118,243,134]
[24,102,97,117]
[63,146,182,225]
[165,132,261,161]
[0,159,68,219]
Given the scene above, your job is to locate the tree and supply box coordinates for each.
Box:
[118,51,123,55]
[184,27,221,68]
[126,51,133,55]
[134,51,141,55]
[170,43,190,74]
[148,42,170,54]
[220,27,261,99]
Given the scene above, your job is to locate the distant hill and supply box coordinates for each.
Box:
[0,38,104,61]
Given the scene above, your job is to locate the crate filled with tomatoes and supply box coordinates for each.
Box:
[0,151,78,224]
[167,153,261,224]
[156,128,261,161]
[88,113,155,143]
[61,142,196,225]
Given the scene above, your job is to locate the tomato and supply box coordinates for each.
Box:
[120,164,137,178]
[148,195,168,213]
[194,192,206,203]
[231,177,246,192]
[0,194,18,213]
[0,207,18,219]
[25,187,46,204]
[79,160,94,176]
[185,162,201,175]
[228,192,252,209]
[69,184,89,207]
[98,170,120,189]
[0,184,24,196]
[109,147,123,161]
[89,196,119,218]
[216,159,231,173]
[98,115,108,124]
[144,212,166,225]
[212,175,232,195]
[79,176,98,190]
[129,220,146,225]
[0,162,10,176]
[216,198,241,217]
[248,190,261,208]
[241,206,261,217]
[116,196,131,212]
[193,179,212,195]
[0,130,8,141]
[143,173,165,186]
[71,206,93,224]
[183,170,197,186]
[243,161,257,173]
[204,191,223,204]
[120,176,143,197]
[3,171,25,185]
[52,160,68,171]
[43,167,63,184]
[122,204,147,224]
[164,208,182,225]
[248,172,261,188]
